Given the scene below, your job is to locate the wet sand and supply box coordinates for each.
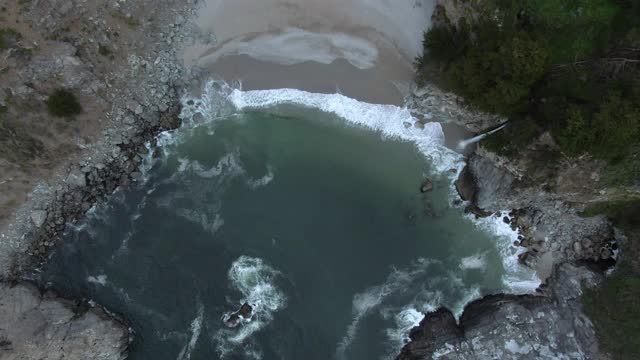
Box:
[206,53,411,105]
[182,0,473,148]
[194,0,435,61]
[183,0,435,105]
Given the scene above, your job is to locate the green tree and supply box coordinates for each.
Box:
[557,105,591,156]
[590,93,640,161]
[452,32,549,114]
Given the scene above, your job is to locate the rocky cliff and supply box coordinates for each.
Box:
[0,0,201,358]
[400,61,633,358]
[397,264,604,360]
[0,282,129,360]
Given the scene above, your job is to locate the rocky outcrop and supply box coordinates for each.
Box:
[466,149,620,269]
[409,80,622,270]
[407,74,627,359]
[0,0,200,358]
[397,263,605,360]
[0,0,198,279]
[224,302,254,328]
[406,83,505,133]
[0,282,129,360]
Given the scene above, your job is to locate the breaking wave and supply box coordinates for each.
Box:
[459,252,488,271]
[214,256,287,359]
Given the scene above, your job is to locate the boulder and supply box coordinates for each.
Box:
[0,282,129,360]
[223,302,253,328]
[454,166,476,202]
[30,210,47,228]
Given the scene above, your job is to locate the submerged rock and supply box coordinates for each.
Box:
[420,179,433,193]
[223,302,254,328]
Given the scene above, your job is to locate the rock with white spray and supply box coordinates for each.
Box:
[223,302,254,328]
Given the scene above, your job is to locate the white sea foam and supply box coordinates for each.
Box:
[176,302,205,360]
[459,253,488,271]
[471,211,541,294]
[87,274,108,286]
[336,259,435,360]
[214,256,286,359]
[177,153,245,179]
[384,307,424,357]
[176,208,225,235]
[247,167,274,189]
[179,80,465,177]
[199,28,379,69]
[452,286,481,320]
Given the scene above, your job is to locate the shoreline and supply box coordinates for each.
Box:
[0,0,199,357]
[0,1,197,279]
[0,0,624,359]
[0,280,130,359]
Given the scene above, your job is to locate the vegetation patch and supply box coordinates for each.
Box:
[98,44,112,56]
[46,89,82,118]
[420,3,640,356]
[580,198,640,359]
[0,28,21,50]
[419,0,640,184]
[0,105,7,127]
[583,267,640,360]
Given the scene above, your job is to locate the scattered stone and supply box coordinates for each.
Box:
[573,241,582,255]
[464,204,492,218]
[30,210,47,228]
[130,171,142,180]
[66,170,87,188]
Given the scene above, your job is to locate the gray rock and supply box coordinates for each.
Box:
[573,241,583,255]
[455,166,476,202]
[397,264,603,360]
[409,83,505,133]
[30,210,47,228]
[66,170,86,188]
[126,100,143,115]
[0,282,128,360]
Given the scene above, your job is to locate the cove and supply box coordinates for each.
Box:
[37,88,531,360]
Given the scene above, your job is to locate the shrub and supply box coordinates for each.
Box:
[422,19,471,65]
[0,28,20,50]
[589,92,640,161]
[46,89,82,118]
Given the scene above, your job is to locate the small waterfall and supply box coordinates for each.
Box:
[457,124,507,151]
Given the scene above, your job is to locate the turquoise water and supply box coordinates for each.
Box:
[40,106,510,359]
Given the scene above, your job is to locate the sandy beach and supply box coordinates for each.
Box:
[184,0,436,106]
